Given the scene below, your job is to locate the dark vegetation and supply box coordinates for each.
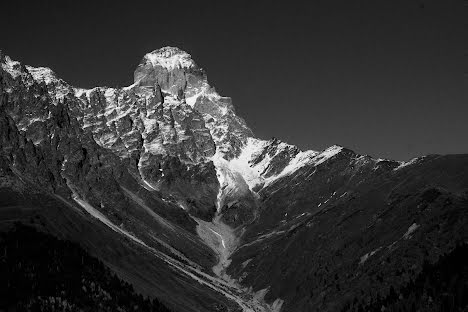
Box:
[0,223,172,311]
[342,244,468,312]
[228,154,468,312]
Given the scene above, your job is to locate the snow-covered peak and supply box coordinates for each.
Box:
[0,53,61,85]
[394,156,425,171]
[0,54,71,102]
[210,137,318,192]
[26,66,59,85]
[1,54,23,78]
[313,145,344,165]
[143,46,196,71]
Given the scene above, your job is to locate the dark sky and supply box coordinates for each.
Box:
[1,0,465,160]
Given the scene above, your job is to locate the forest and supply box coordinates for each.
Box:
[341,243,468,312]
[0,223,172,311]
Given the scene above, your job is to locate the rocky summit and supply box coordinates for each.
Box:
[0,47,467,312]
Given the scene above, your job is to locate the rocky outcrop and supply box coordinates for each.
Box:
[1,47,467,312]
[134,47,253,158]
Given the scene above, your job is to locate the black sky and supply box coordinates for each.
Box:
[1,0,465,160]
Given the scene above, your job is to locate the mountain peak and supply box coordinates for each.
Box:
[0,53,23,79]
[25,66,59,85]
[142,46,197,71]
[133,46,203,92]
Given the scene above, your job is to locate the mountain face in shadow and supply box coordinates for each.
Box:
[0,47,467,312]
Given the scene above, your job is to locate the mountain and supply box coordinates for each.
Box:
[0,47,467,312]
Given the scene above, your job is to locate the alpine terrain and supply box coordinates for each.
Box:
[0,47,467,312]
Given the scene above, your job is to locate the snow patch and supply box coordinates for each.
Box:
[72,194,146,246]
[209,228,226,248]
[242,259,252,268]
[360,247,382,264]
[313,145,343,166]
[26,66,58,84]
[212,150,254,211]
[403,223,419,239]
[225,137,269,190]
[394,157,424,171]
[144,47,196,71]
[1,55,22,78]
[263,149,318,187]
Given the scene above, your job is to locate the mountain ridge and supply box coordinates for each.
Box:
[1,47,466,312]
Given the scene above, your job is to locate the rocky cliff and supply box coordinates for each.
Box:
[0,47,467,312]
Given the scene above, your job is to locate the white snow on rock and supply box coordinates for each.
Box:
[263,150,318,187]
[184,81,224,109]
[313,145,343,165]
[1,55,22,78]
[73,87,93,98]
[221,138,269,190]
[261,145,344,187]
[394,156,424,171]
[212,150,253,212]
[72,194,147,246]
[403,223,419,239]
[1,55,72,102]
[209,139,348,196]
[144,46,196,71]
[26,66,58,85]
[360,247,382,264]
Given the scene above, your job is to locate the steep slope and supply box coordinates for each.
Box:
[0,224,172,311]
[0,47,288,312]
[227,151,468,311]
[0,47,467,312]
[361,243,468,312]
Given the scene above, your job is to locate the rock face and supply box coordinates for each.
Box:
[0,47,254,222]
[134,47,253,159]
[1,47,467,312]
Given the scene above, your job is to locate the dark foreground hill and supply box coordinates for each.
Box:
[355,243,468,312]
[0,223,172,312]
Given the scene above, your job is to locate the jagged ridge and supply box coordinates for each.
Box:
[1,47,455,312]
